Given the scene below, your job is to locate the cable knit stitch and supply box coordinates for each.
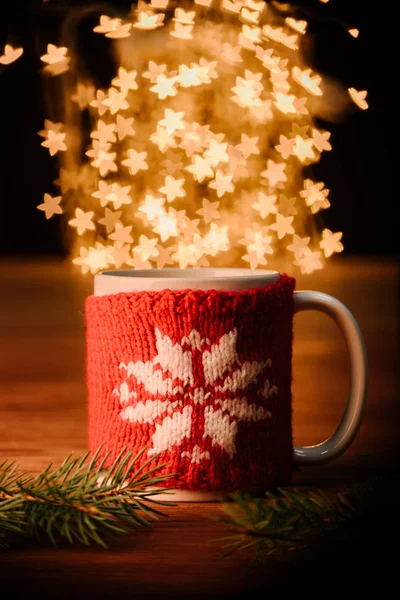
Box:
[85,275,295,492]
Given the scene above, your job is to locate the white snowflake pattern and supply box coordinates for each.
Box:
[114,327,278,462]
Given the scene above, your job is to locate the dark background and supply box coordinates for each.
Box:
[0,0,397,257]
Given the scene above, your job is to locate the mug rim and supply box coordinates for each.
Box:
[97,267,279,281]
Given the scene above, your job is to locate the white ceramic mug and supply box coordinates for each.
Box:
[87,268,368,501]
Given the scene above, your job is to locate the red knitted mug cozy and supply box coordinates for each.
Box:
[86,274,295,492]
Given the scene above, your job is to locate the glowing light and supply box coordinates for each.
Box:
[40,44,70,75]
[128,254,153,269]
[242,251,268,270]
[312,129,332,152]
[111,245,133,268]
[274,92,297,114]
[112,68,138,93]
[99,208,122,233]
[300,180,330,213]
[221,0,242,15]
[159,109,186,134]
[285,18,307,35]
[109,223,134,247]
[203,223,229,255]
[160,155,184,177]
[153,210,179,241]
[105,184,132,209]
[68,208,95,235]
[150,75,178,99]
[181,217,201,240]
[195,0,213,7]
[94,16,121,34]
[0,44,23,65]
[170,23,194,40]
[348,29,359,39]
[293,136,315,163]
[142,61,167,83]
[93,16,131,39]
[320,229,344,257]
[270,214,295,239]
[39,0,366,275]
[277,194,297,216]
[91,120,116,145]
[239,25,262,50]
[174,8,196,24]
[348,88,369,110]
[236,134,259,159]
[114,115,136,140]
[204,140,229,167]
[71,83,95,110]
[196,198,221,224]
[90,90,109,116]
[154,245,175,268]
[252,192,277,218]
[150,0,169,9]
[37,193,62,219]
[81,243,114,273]
[150,125,177,152]
[186,155,214,182]
[245,0,265,11]
[103,88,129,114]
[134,235,160,261]
[40,44,68,65]
[91,148,118,177]
[262,25,298,51]
[177,64,201,87]
[208,171,234,197]
[240,8,262,26]
[133,11,165,30]
[287,234,311,259]
[139,194,165,222]
[293,96,308,115]
[92,181,115,207]
[294,249,323,275]
[261,160,287,187]
[292,67,322,96]
[247,231,273,258]
[159,176,186,202]
[222,43,243,64]
[275,135,295,159]
[121,149,149,175]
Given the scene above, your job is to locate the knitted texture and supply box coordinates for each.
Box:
[85,275,295,492]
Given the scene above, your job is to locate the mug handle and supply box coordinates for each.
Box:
[293,291,368,465]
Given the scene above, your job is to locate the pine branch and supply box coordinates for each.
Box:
[214,476,394,562]
[0,447,175,548]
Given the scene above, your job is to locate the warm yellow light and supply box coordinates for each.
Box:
[285,18,307,35]
[121,150,149,175]
[37,193,63,219]
[348,87,369,110]
[320,229,344,257]
[133,11,165,30]
[68,208,95,236]
[348,28,359,38]
[93,16,131,39]
[0,44,23,65]
[39,0,358,275]
[208,171,234,197]
[159,176,186,202]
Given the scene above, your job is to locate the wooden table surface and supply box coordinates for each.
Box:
[0,257,399,597]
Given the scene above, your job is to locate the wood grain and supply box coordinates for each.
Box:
[0,257,398,596]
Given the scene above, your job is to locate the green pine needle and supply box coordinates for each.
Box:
[0,447,176,548]
[214,476,393,562]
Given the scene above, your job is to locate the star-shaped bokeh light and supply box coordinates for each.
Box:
[36,0,368,274]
